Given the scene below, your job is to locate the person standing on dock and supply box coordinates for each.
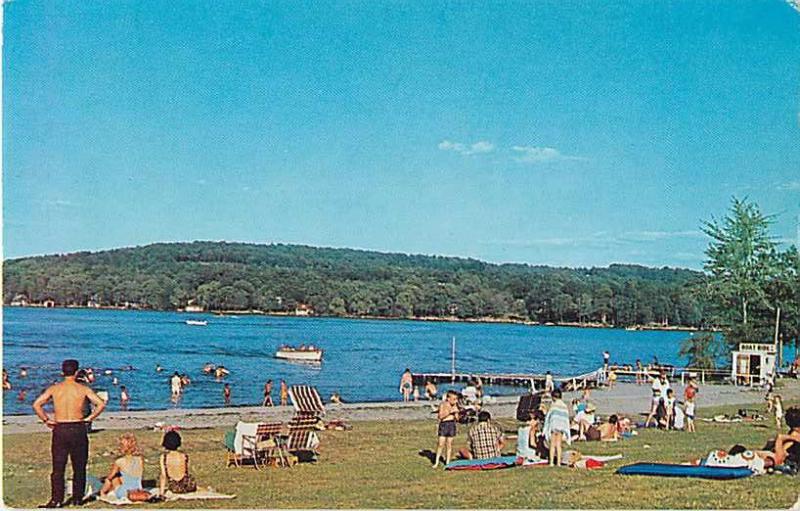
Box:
[602,351,610,373]
[32,359,107,508]
[544,371,555,394]
[263,380,274,406]
[399,368,413,402]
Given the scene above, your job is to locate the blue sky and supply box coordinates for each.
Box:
[4,1,800,269]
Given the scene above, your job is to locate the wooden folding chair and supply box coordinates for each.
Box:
[241,422,287,469]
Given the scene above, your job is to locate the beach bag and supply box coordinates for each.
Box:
[127,489,150,502]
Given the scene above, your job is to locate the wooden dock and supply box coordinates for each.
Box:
[412,368,604,391]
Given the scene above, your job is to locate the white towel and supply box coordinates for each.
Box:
[234,421,259,454]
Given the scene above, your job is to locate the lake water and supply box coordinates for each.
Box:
[3,307,696,415]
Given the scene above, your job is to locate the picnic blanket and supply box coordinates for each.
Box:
[445,455,520,471]
[97,487,235,505]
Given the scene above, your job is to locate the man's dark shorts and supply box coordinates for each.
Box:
[438,420,457,438]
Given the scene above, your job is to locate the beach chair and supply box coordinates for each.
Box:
[286,421,321,461]
[287,386,325,462]
[242,422,288,470]
[288,385,326,418]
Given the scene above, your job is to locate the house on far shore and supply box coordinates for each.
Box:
[294,303,314,316]
[43,298,56,308]
[184,299,204,313]
[9,294,29,307]
[86,298,101,308]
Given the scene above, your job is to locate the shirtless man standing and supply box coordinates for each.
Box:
[32,359,106,507]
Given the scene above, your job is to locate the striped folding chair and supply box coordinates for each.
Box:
[288,385,326,417]
[241,422,287,469]
[287,386,325,462]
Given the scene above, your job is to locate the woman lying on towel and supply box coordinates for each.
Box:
[100,433,145,499]
[761,406,800,474]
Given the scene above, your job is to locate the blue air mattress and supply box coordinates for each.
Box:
[444,455,520,471]
[617,463,753,480]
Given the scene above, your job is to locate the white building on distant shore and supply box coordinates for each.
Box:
[294,303,314,316]
[9,294,29,307]
[184,299,204,313]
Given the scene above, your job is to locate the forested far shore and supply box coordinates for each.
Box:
[2,241,711,328]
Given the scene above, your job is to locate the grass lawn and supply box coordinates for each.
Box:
[3,403,798,509]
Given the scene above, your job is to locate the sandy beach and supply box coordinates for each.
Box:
[3,381,786,435]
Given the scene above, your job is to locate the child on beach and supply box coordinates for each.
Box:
[685,396,695,433]
[432,390,460,468]
[662,389,676,429]
[775,395,784,429]
[544,389,571,466]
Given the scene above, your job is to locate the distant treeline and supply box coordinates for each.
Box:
[3,242,711,327]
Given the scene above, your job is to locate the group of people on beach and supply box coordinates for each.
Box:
[29,359,200,507]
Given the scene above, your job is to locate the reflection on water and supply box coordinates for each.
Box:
[3,307,696,415]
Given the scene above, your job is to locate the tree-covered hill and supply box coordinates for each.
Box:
[2,241,709,327]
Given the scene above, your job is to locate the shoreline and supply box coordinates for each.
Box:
[2,382,778,435]
[3,304,708,332]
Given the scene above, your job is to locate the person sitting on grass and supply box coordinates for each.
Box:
[573,403,597,440]
[159,431,197,496]
[100,433,144,499]
[597,414,620,442]
[544,389,571,466]
[517,409,547,462]
[459,411,505,460]
[432,390,460,468]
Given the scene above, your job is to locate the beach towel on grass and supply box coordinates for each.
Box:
[98,487,235,505]
[97,488,160,505]
[165,489,237,501]
[617,463,753,480]
[445,455,520,471]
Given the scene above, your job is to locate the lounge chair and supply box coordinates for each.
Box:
[288,385,325,417]
[287,386,325,461]
[242,422,288,469]
[226,421,288,469]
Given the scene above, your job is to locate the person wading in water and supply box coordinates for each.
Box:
[32,359,107,508]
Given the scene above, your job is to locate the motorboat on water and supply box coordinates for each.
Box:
[185,320,208,326]
[275,345,323,362]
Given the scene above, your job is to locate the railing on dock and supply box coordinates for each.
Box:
[411,367,605,391]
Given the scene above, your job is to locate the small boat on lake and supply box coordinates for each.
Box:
[275,345,323,362]
[185,320,208,326]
